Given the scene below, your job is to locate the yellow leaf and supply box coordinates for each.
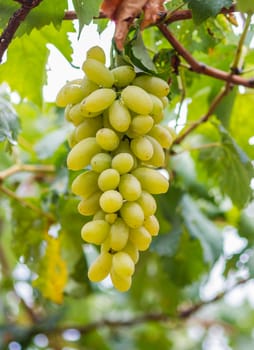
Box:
[33,234,67,304]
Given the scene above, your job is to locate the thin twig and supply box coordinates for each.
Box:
[0,164,55,181]
[0,184,55,222]
[157,24,254,88]
[0,0,44,63]
[173,84,233,144]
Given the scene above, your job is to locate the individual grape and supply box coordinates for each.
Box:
[148,124,173,149]
[93,210,105,220]
[100,236,112,254]
[129,226,152,251]
[129,115,154,136]
[86,46,106,64]
[120,201,144,228]
[67,137,101,170]
[91,152,112,173]
[160,95,169,108]
[130,136,153,161]
[112,251,135,277]
[108,100,131,132]
[149,94,164,123]
[80,88,116,114]
[81,219,110,244]
[122,241,139,264]
[118,173,142,201]
[111,65,136,87]
[78,191,102,216]
[96,128,120,151]
[56,82,85,107]
[99,190,123,213]
[75,116,103,141]
[67,130,77,148]
[80,76,99,96]
[145,135,165,167]
[143,215,160,236]
[136,191,157,217]
[121,86,153,114]
[68,103,86,126]
[64,104,72,122]
[82,58,114,87]
[111,152,134,174]
[109,218,129,251]
[105,213,118,224]
[132,167,169,194]
[88,252,112,282]
[71,170,99,198]
[110,268,132,292]
[98,168,120,191]
[132,74,170,97]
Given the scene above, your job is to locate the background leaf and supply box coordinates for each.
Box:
[0,96,20,145]
[73,0,102,37]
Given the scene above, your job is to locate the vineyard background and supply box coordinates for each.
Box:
[0,0,254,349]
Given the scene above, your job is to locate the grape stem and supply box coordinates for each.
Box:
[0,163,55,181]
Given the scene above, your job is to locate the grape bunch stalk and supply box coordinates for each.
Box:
[56,46,174,292]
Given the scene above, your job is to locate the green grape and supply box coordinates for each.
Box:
[96,128,120,151]
[148,124,173,149]
[111,152,134,174]
[86,46,106,64]
[99,190,123,213]
[81,219,110,244]
[130,136,153,161]
[56,82,85,107]
[80,76,99,95]
[82,58,114,87]
[129,226,152,251]
[145,135,165,167]
[98,168,120,191]
[105,213,118,224]
[109,217,129,251]
[64,104,72,122]
[100,236,112,253]
[75,116,103,142]
[91,152,112,173]
[67,130,77,148]
[121,86,153,114]
[109,100,131,132]
[160,96,169,108]
[111,65,136,87]
[118,173,142,201]
[132,74,170,97]
[71,170,99,198]
[136,191,157,217]
[132,167,169,194]
[78,191,102,216]
[149,94,164,123]
[67,137,101,170]
[143,215,160,236]
[120,201,144,228]
[122,241,139,264]
[81,88,116,114]
[68,103,85,126]
[88,252,112,282]
[110,268,132,292]
[112,251,135,277]
[93,210,105,220]
[129,115,154,136]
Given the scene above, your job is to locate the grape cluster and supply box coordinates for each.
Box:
[56,46,174,292]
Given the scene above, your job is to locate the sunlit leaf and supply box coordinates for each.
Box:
[73,0,101,37]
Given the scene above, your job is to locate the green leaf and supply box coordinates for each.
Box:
[180,195,223,264]
[0,2,19,29]
[184,0,233,24]
[73,0,101,37]
[16,0,68,35]
[0,97,20,145]
[0,30,49,106]
[125,30,157,73]
[198,125,253,208]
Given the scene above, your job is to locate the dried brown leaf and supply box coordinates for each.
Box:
[141,0,165,29]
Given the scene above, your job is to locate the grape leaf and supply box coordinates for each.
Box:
[0,97,20,145]
[237,0,254,13]
[198,125,253,208]
[184,0,233,24]
[73,0,101,37]
[180,195,223,265]
[0,2,19,30]
[17,0,68,36]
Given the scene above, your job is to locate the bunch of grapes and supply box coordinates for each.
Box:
[56,46,174,292]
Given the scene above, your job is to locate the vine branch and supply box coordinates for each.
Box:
[0,0,44,62]
[0,163,55,181]
[157,24,254,88]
